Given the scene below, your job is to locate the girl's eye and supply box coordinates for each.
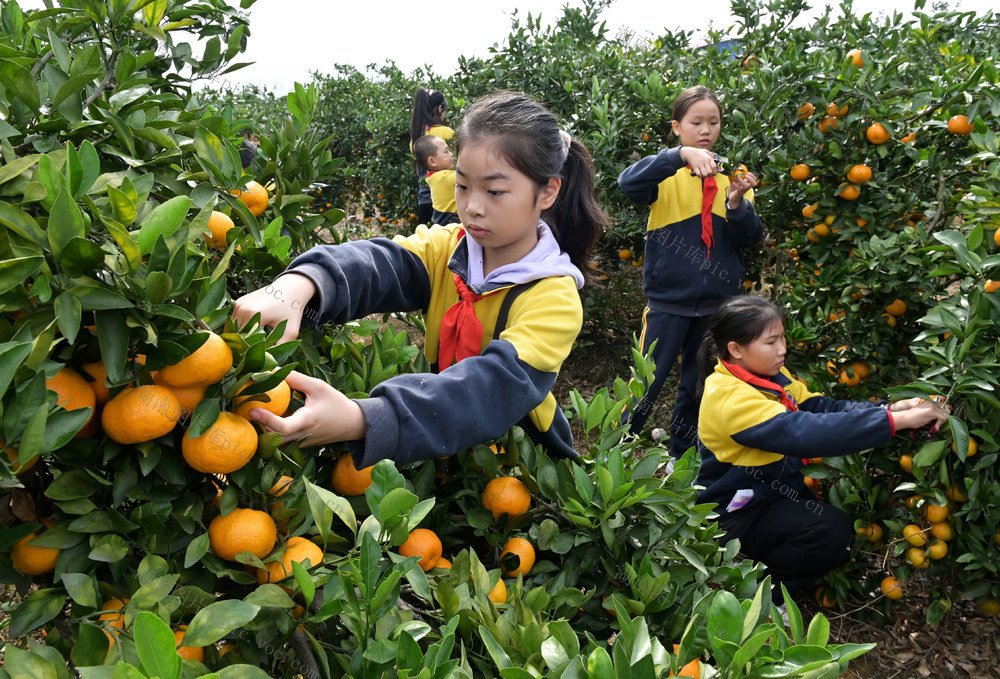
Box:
[456,183,467,191]
[487,189,503,196]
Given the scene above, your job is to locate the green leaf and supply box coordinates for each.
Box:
[305,478,357,540]
[805,612,830,646]
[88,534,130,562]
[586,646,613,679]
[134,611,182,679]
[0,154,41,186]
[0,201,47,248]
[47,188,86,256]
[62,572,100,608]
[108,185,138,226]
[95,309,129,384]
[9,588,66,637]
[0,341,32,400]
[912,439,948,467]
[137,195,191,254]
[59,237,105,278]
[0,257,44,296]
[1,645,62,679]
[478,626,513,670]
[182,600,260,647]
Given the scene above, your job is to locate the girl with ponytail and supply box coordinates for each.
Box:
[695,294,949,609]
[233,91,607,466]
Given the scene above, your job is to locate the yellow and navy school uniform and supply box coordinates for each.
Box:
[696,360,894,516]
[425,168,459,225]
[285,222,582,466]
[414,124,455,219]
[618,147,764,314]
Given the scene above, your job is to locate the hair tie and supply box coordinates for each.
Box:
[558,129,572,164]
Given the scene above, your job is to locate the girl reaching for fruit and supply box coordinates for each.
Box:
[695,294,949,605]
[233,91,607,467]
[617,85,764,455]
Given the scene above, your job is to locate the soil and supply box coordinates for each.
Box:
[556,332,1000,679]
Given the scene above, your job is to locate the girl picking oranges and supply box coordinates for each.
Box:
[233,91,606,466]
[617,86,764,455]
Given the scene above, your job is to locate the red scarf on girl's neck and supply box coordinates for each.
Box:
[691,169,718,259]
[437,229,502,370]
[721,360,798,412]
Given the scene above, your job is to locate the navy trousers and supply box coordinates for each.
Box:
[718,495,854,603]
[625,307,710,457]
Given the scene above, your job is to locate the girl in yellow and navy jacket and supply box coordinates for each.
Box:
[695,295,949,602]
[233,92,607,469]
[410,88,455,225]
[618,86,763,456]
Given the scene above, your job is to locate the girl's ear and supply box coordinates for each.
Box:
[537,177,562,210]
[726,340,745,361]
[670,119,680,137]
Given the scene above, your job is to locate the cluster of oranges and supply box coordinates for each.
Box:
[392,471,536,605]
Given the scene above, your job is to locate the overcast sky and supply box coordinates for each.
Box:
[18,0,997,93]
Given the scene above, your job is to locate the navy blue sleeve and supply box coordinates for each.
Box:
[731,407,893,458]
[725,197,765,248]
[618,147,685,206]
[284,238,432,324]
[799,394,886,414]
[351,340,555,467]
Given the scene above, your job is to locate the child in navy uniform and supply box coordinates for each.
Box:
[233,92,608,467]
[695,295,949,603]
[413,134,459,225]
[618,86,763,456]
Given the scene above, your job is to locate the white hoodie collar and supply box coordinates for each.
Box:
[465,220,584,290]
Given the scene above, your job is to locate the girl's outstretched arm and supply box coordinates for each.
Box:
[618,147,687,205]
[248,370,365,444]
[233,273,316,344]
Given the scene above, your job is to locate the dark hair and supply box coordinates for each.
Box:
[696,295,785,394]
[672,85,722,125]
[410,87,448,145]
[412,134,440,172]
[454,91,607,278]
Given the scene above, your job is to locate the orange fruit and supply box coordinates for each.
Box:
[837,183,860,200]
[174,626,205,662]
[850,361,871,379]
[879,313,897,328]
[880,575,903,600]
[398,528,443,572]
[152,374,206,416]
[205,211,235,248]
[789,164,811,181]
[231,179,269,216]
[930,522,953,541]
[797,102,815,119]
[729,163,749,181]
[3,441,38,476]
[46,366,97,435]
[100,597,129,649]
[944,484,968,503]
[233,378,291,420]
[978,598,1000,615]
[925,503,949,523]
[828,308,844,321]
[157,332,233,388]
[985,280,1000,293]
[995,228,1000,247]
[884,298,907,316]
[899,454,913,473]
[838,369,861,387]
[482,477,531,520]
[669,644,700,677]
[903,524,927,547]
[858,523,883,543]
[947,114,973,135]
[500,537,536,578]
[81,361,110,406]
[900,131,917,143]
[813,222,831,237]
[802,202,819,219]
[847,164,872,184]
[434,557,452,570]
[818,116,839,133]
[487,578,507,604]
[330,454,374,496]
[208,508,277,561]
[11,519,60,575]
[927,540,948,560]
[255,536,324,584]
[618,248,632,260]
[846,48,864,67]
[181,412,257,474]
[827,102,849,118]
[906,546,928,568]
[905,494,923,508]
[866,122,890,144]
[102,385,181,444]
[641,133,650,142]
[815,586,835,608]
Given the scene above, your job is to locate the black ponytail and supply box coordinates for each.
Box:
[696,295,785,397]
[410,87,448,146]
[456,91,607,280]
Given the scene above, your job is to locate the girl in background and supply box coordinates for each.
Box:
[233,91,607,467]
[618,86,764,456]
[410,88,454,225]
[696,295,948,605]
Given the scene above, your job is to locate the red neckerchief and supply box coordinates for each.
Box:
[694,170,718,259]
[425,170,438,178]
[437,230,501,370]
[721,360,798,412]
